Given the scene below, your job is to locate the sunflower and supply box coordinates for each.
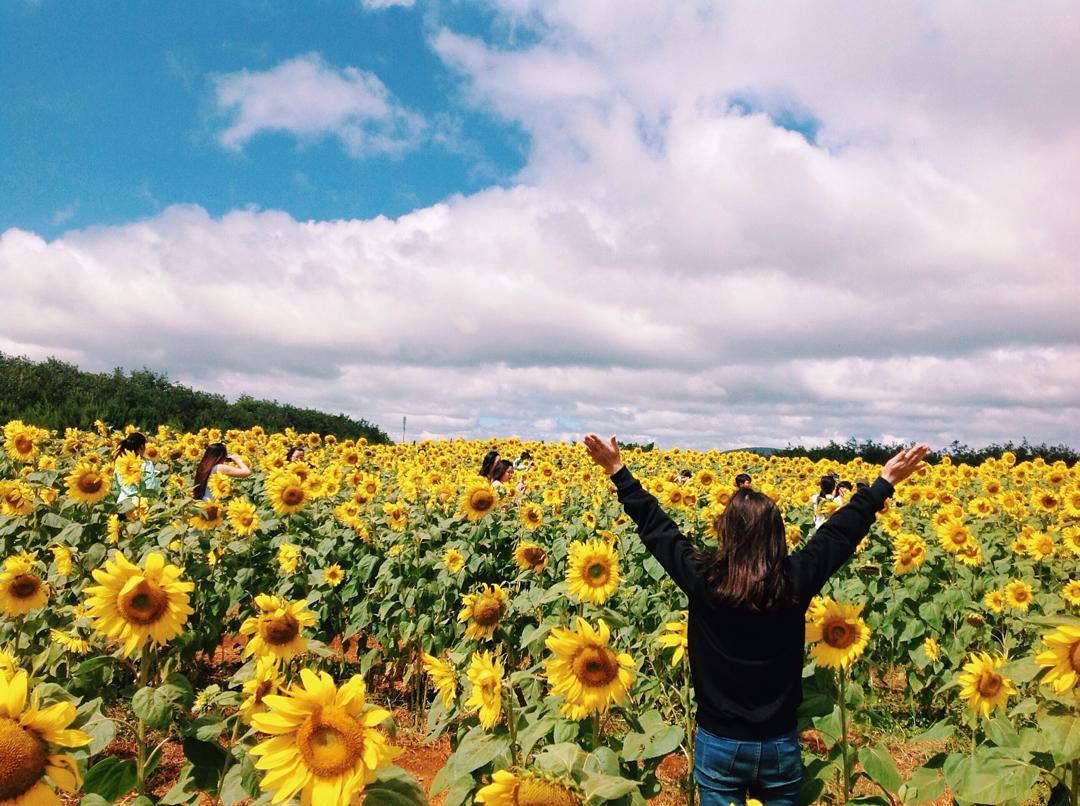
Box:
[239,656,282,723]
[105,513,121,544]
[421,653,457,708]
[0,481,35,517]
[476,769,581,805]
[0,648,16,681]
[63,463,110,506]
[1003,579,1034,611]
[519,502,543,531]
[207,472,233,501]
[657,615,688,666]
[84,551,194,656]
[188,501,223,531]
[250,669,400,806]
[957,652,1016,718]
[1034,625,1080,693]
[0,555,48,616]
[49,629,91,654]
[0,670,92,805]
[227,498,260,536]
[443,548,465,574]
[381,500,409,532]
[277,543,301,574]
[805,600,871,670]
[983,589,1005,613]
[3,422,43,463]
[1063,580,1080,607]
[461,481,498,521]
[322,565,345,588]
[114,451,143,486]
[544,617,635,720]
[513,542,548,574]
[923,637,940,663]
[464,651,503,729]
[936,520,972,553]
[49,545,72,577]
[785,525,802,552]
[565,539,620,605]
[239,594,316,662]
[956,540,983,567]
[266,472,310,516]
[458,585,508,640]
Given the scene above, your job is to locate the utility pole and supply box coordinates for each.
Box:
[402,415,407,444]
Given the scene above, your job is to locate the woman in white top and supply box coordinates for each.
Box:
[114,432,160,505]
[192,442,251,501]
[811,475,841,528]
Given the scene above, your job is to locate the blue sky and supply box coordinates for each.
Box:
[1,1,528,238]
[1,2,1077,448]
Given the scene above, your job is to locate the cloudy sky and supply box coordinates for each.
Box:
[2,1,1079,449]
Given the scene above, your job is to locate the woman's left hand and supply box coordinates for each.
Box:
[583,434,624,476]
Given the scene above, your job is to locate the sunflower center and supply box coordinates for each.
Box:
[9,575,40,599]
[295,706,364,779]
[523,547,545,566]
[472,598,504,627]
[262,614,300,646]
[471,492,494,511]
[118,579,170,625]
[78,473,103,494]
[1070,642,1080,673]
[977,671,1003,698]
[517,778,581,806]
[586,562,610,585]
[572,647,619,688]
[281,487,305,506]
[13,436,33,455]
[823,619,857,649]
[0,717,48,801]
[254,680,275,703]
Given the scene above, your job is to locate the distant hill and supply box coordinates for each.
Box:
[0,352,391,443]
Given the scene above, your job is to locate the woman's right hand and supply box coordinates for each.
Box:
[880,444,930,486]
[583,434,624,476]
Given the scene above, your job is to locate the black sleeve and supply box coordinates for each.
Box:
[788,477,894,605]
[611,466,702,597]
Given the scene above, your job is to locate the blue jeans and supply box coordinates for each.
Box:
[694,725,804,805]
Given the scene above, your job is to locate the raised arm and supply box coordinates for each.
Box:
[215,454,252,478]
[583,434,702,597]
[789,444,929,604]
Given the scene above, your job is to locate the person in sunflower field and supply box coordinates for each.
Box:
[583,433,929,806]
[811,475,840,528]
[113,432,160,506]
[192,442,252,501]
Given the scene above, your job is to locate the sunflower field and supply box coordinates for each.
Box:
[0,418,1078,806]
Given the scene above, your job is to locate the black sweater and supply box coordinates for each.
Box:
[612,466,894,740]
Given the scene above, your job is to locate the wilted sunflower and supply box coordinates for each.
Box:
[421,653,457,708]
[513,542,548,574]
[226,498,260,536]
[0,555,48,616]
[188,501,223,531]
[518,502,544,531]
[957,652,1015,718]
[84,551,194,656]
[0,670,92,805]
[805,600,871,670]
[1003,579,1034,611]
[565,539,620,605]
[443,548,466,574]
[266,471,310,516]
[476,769,581,805]
[544,617,635,721]
[0,481,35,517]
[458,585,508,640]
[250,670,400,806]
[239,594,316,662]
[64,463,110,506]
[657,615,688,667]
[1034,625,1080,693]
[239,656,282,723]
[461,481,498,521]
[465,651,503,729]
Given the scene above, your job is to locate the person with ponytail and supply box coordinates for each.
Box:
[583,433,928,805]
[114,432,160,505]
[192,442,252,501]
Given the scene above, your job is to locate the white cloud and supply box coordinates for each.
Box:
[359,0,415,8]
[3,3,1079,448]
[213,53,424,157]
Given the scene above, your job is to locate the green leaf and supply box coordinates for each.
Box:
[984,715,1020,748]
[83,756,138,801]
[183,736,228,769]
[943,748,1040,804]
[535,742,586,776]
[581,771,641,801]
[190,715,227,741]
[517,714,557,758]
[448,726,509,773]
[858,743,903,795]
[73,655,114,676]
[132,685,172,731]
[363,765,428,805]
[1000,655,1041,684]
[899,766,945,805]
[1041,713,1080,765]
[912,720,954,742]
[621,723,684,761]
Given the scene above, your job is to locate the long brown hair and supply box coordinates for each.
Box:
[193,443,228,499]
[699,487,791,611]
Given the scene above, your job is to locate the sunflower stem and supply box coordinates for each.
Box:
[591,712,601,751]
[838,666,850,804]
[214,712,243,806]
[503,678,521,766]
[682,662,696,805]
[135,649,151,796]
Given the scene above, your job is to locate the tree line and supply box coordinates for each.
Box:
[770,437,1079,466]
[0,353,391,443]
